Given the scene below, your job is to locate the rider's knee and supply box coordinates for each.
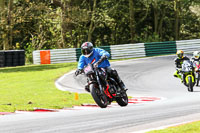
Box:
[111,69,118,77]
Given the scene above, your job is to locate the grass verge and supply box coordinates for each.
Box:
[0,55,175,112]
[147,121,200,133]
[0,63,94,112]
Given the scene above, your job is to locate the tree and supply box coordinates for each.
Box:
[0,0,10,50]
[151,0,167,40]
[88,0,97,42]
[174,0,180,40]
[1,0,200,54]
[129,0,135,43]
[7,0,13,49]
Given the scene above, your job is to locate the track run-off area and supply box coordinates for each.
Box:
[1,55,200,133]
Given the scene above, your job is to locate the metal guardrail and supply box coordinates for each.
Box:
[50,49,77,64]
[33,49,77,64]
[33,51,41,64]
[32,39,200,64]
[111,43,145,59]
[176,39,200,54]
[144,41,176,56]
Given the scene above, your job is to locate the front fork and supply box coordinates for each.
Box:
[95,70,104,95]
[86,70,108,96]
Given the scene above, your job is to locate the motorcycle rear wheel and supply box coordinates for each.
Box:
[196,73,200,86]
[116,91,128,107]
[188,76,193,92]
[90,84,108,108]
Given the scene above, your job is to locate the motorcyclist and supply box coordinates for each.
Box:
[75,42,127,94]
[191,51,200,81]
[173,50,190,83]
[191,51,200,68]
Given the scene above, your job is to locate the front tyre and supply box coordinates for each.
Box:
[188,76,193,92]
[116,92,128,107]
[90,84,108,108]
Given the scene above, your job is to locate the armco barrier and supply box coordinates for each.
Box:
[32,50,41,64]
[33,49,77,64]
[176,39,200,53]
[33,46,112,64]
[32,39,200,64]
[144,41,176,56]
[111,43,145,59]
[0,50,25,67]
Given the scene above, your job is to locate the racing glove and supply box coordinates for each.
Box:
[75,69,83,76]
[176,68,182,73]
[94,55,108,68]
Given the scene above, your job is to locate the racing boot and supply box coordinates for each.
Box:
[181,79,183,83]
[115,87,121,96]
[115,81,127,96]
[110,69,127,94]
[119,81,128,92]
[114,78,124,95]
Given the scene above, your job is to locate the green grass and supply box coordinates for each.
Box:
[0,63,94,112]
[0,55,172,112]
[148,121,200,133]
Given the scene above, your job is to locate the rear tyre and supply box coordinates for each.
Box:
[116,92,128,107]
[90,84,108,108]
[196,73,199,86]
[188,76,193,92]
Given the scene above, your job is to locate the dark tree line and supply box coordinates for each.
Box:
[0,0,200,61]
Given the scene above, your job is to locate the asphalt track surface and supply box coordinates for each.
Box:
[1,55,200,133]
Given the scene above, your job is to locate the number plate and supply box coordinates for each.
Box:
[84,64,94,75]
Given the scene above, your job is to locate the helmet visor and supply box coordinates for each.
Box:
[195,55,199,59]
[178,53,183,58]
[81,48,92,55]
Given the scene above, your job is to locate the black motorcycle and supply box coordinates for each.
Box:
[77,64,128,108]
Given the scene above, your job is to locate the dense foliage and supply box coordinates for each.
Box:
[0,0,200,53]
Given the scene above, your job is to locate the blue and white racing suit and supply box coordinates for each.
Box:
[78,48,110,69]
[77,48,125,91]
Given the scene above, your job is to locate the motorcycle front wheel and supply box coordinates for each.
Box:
[116,91,128,107]
[188,76,193,92]
[90,84,108,108]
